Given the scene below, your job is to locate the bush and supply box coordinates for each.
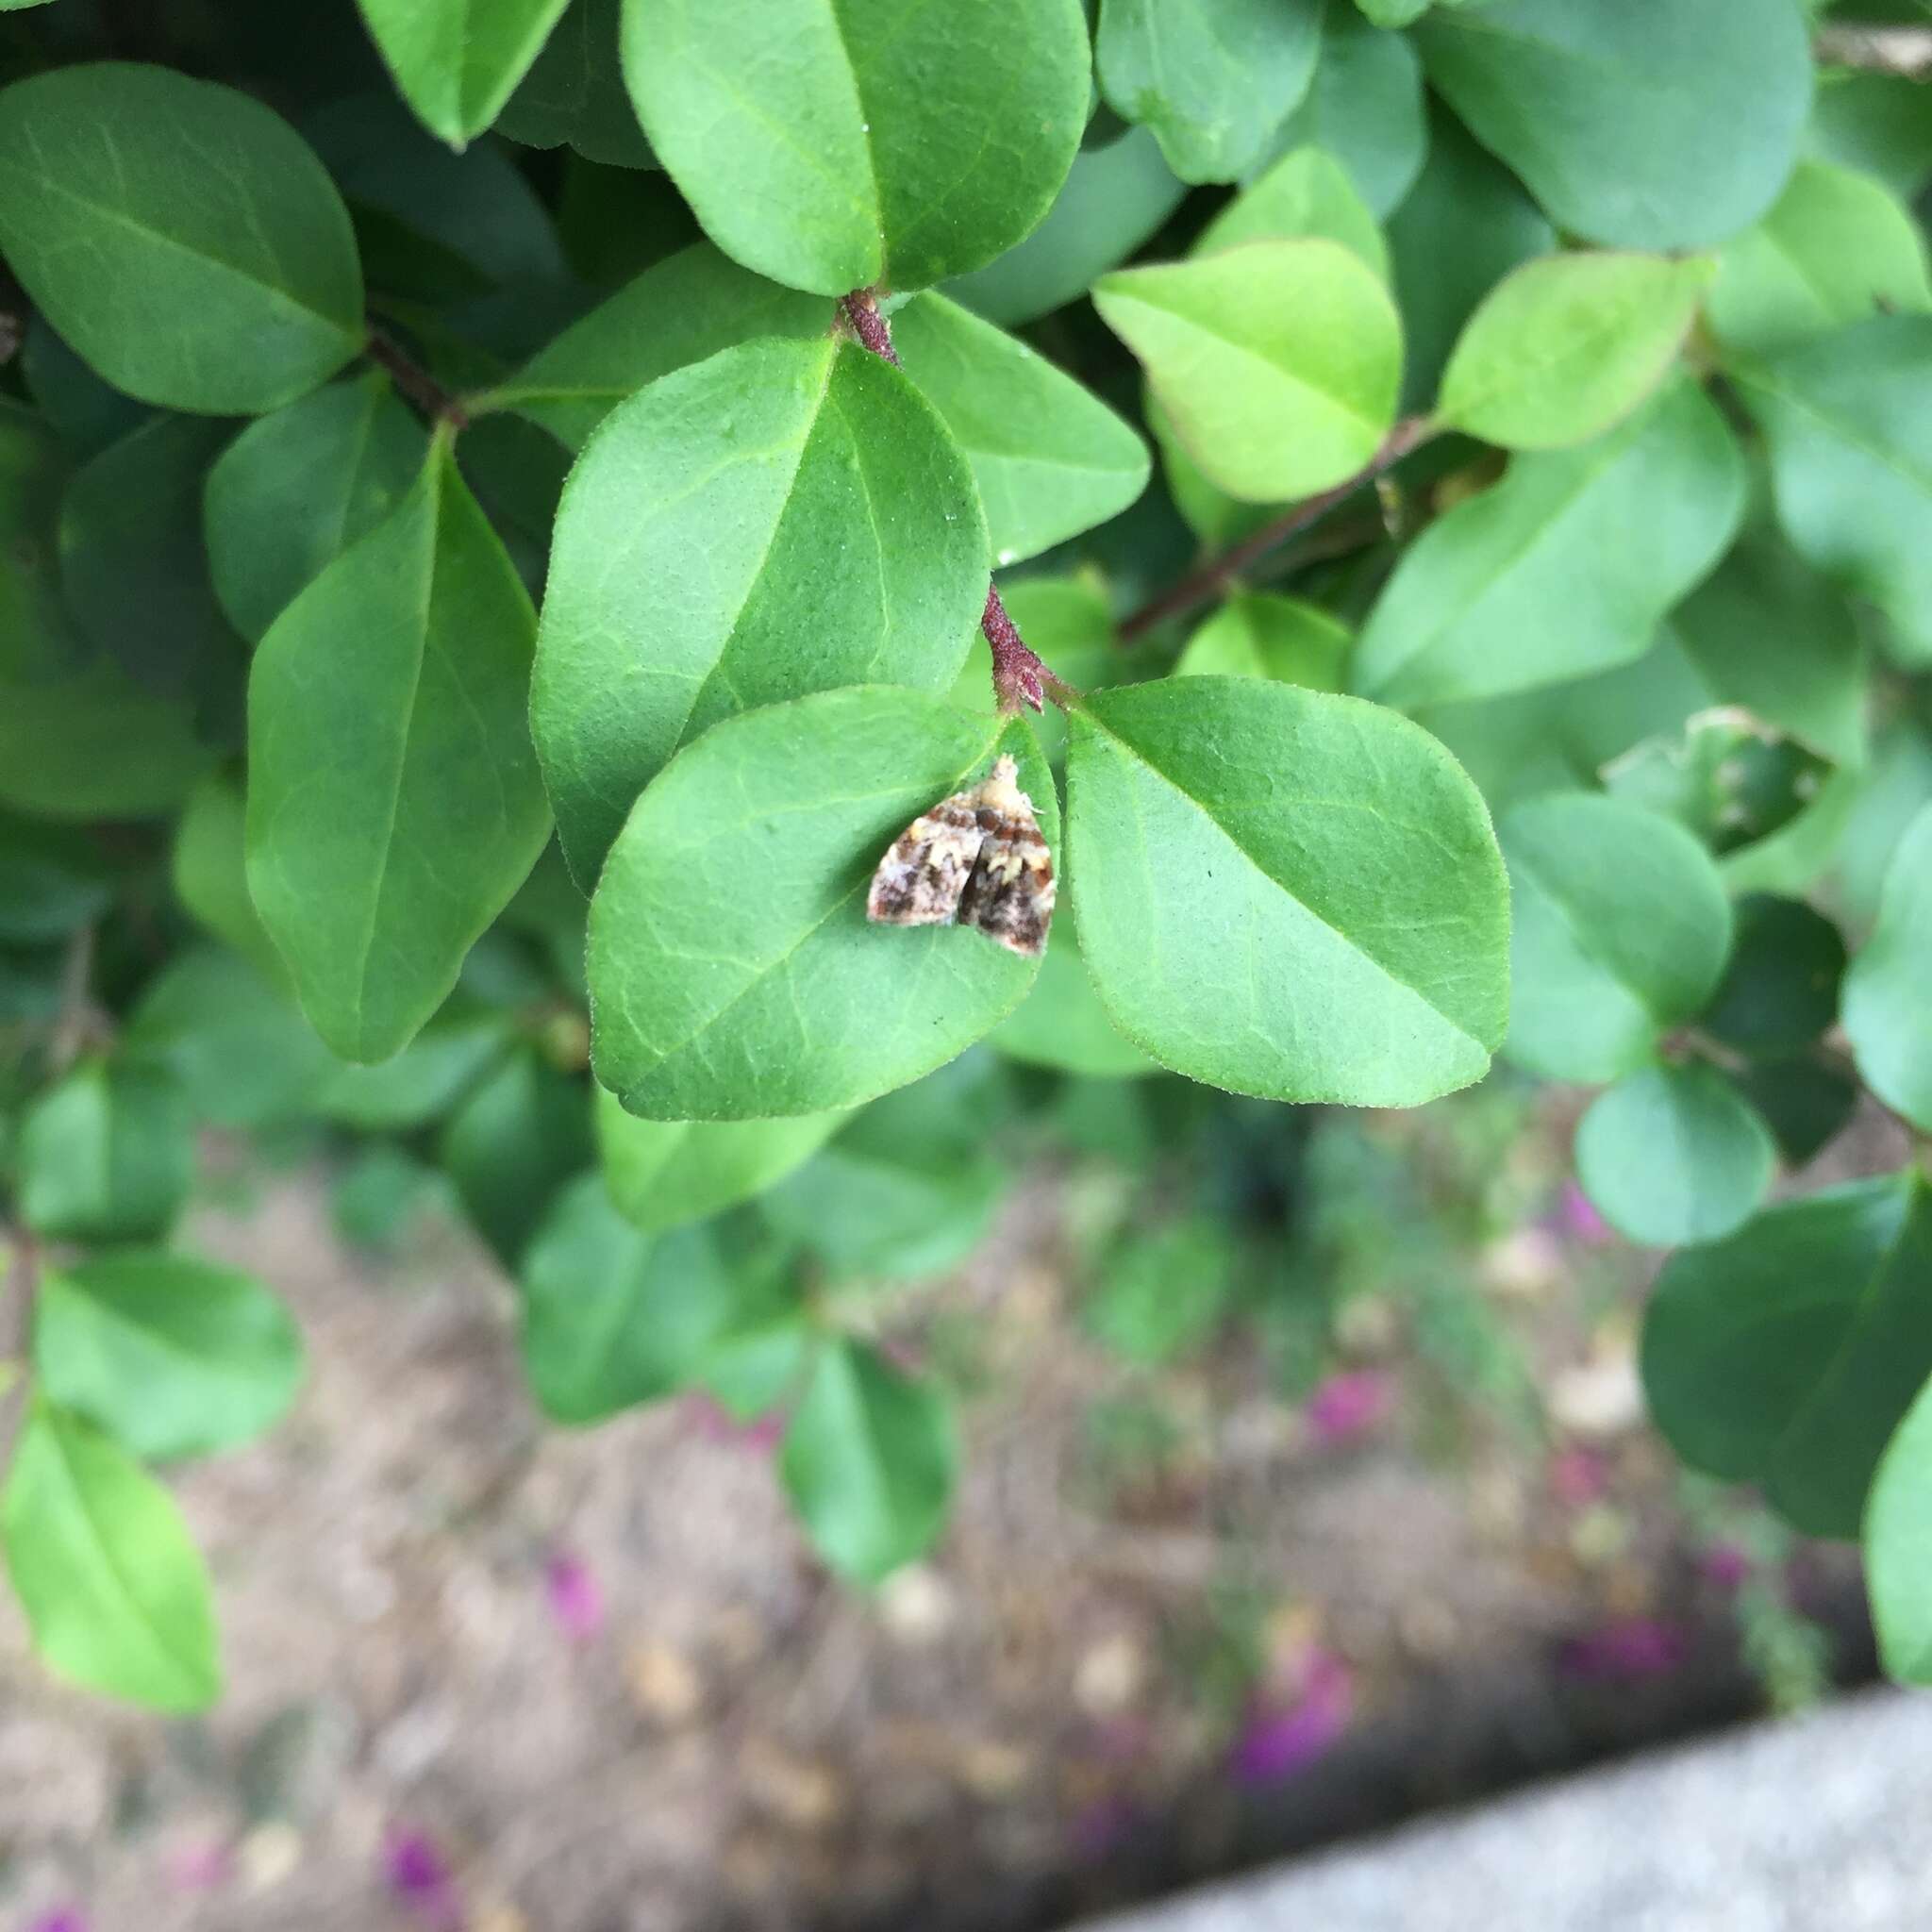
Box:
[2,0,1931,1712]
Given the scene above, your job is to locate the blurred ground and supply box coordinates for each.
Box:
[0,1100,1879,1932]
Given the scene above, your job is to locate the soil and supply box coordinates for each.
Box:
[0,1103,1884,1932]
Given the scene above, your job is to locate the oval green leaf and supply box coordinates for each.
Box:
[1066,676,1509,1107]
[891,292,1150,568]
[34,1252,305,1463]
[247,441,551,1062]
[1433,252,1714,451]
[1574,1062,1774,1249]
[439,1046,594,1264]
[1415,0,1812,250]
[1843,801,1932,1132]
[1641,1173,1932,1537]
[0,64,363,411]
[589,690,1052,1121]
[1174,591,1350,690]
[988,921,1156,1078]
[205,372,425,642]
[17,1059,194,1244]
[1094,239,1402,503]
[1271,11,1426,217]
[1701,893,1846,1060]
[1864,1372,1932,1684]
[358,0,573,146]
[623,0,1090,294]
[1499,792,1732,1083]
[1096,0,1322,184]
[531,336,987,886]
[780,1338,957,1584]
[2,1400,220,1712]
[1193,144,1388,278]
[1354,377,1745,708]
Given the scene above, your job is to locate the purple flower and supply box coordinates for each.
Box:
[1548,1445,1609,1508]
[1699,1542,1751,1591]
[1557,1181,1613,1247]
[1560,1617,1688,1682]
[544,1551,606,1642]
[1305,1371,1392,1446]
[27,1909,87,1932]
[382,1825,462,1930]
[1230,1651,1354,1786]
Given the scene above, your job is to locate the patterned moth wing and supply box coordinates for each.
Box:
[867,784,987,928]
[958,756,1057,958]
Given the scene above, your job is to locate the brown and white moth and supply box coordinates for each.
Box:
[867,755,1056,957]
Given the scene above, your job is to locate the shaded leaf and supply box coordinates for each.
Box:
[1499,792,1732,1084]
[440,1046,594,1264]
[247,441,551,1062]
[18,1060,194,1243]
[1700,895,1846,1059]
[1174,591,1349,690]
[989,920,1157,1078]
[1843,801,1932,1132]
[0,64,362,411]
[498,0,655,166]
[1864,1372,1932,1682]
[1270,9,1425,216]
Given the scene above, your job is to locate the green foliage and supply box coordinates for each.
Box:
[4,0,1932,1711]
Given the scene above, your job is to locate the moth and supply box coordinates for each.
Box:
[867,754,1056,957]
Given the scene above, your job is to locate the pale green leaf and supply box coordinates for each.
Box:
[1094,239,1402,502]
[1865,1372,1932,1683]
[18,1060,194,1244]
[358,0,573,145]
[1843,802,1932,1132]
[1174,591,1349,689]
[1193,144,1388,278]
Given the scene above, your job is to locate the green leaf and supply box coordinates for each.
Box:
[1354,0,1430,24]
[498,0,656,167]
[2,1400,219,1712]
[0,812,117,943]
[1843,802,1932,1132]
[1094,240,1402,503]
[596,1086,846,1234]
[989,920,1157,1077]
[1700,895,1846,1059]
[1388,105,1555,413]
[1708,158,1932,358]
[358,0,572,146]
[1498,792,1730,1083]
[517,1173,780,1422]
[891,292,1150,568]
[1669,535,1869,769]
[1095,0,1322,183]
[588,691,1052,1120]
[1736,315,1932,663]
[316,1012,509,1130]
[205,373,425,643]
[1864,1372,1932,1682]
[1174,591,1349,690]
[19,316,151,459]
[780,1338,957,1583]
[1641,1173,1932,1537]
[169,774,290,991]
[1432,252,1713,450]
[482,242,830,452]
[1066,676,1508,1106]
[1807,69,1932,202]
[34,1252,304,1462]
[0,64,363,411]
[1415,0,1812,250]
[0,408,214,820]
[123,946,337,1129]
[1604,709,1835,859]
[1731,1055,1858,1169]
[439,1049,593,1264]
[1193,144,1388,278]
[624,0,1090,294]
[531,338,986,885]
[1270,10,1425,217]
[760,1064,1007,1277]
[57,413,241,698]
[943,125,1187,328]
[247,441,550,1062]
[18,1060,194,1243]
[1354,377,1745,708]
[1575,1063,1774,1248]
[1084,1215,1236,1364]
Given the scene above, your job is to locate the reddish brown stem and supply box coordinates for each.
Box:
[367,328,470,429]
[841,287,1061,713]
[1117,418,1432,644]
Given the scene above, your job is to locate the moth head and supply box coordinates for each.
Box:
[978,753,1029,819]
